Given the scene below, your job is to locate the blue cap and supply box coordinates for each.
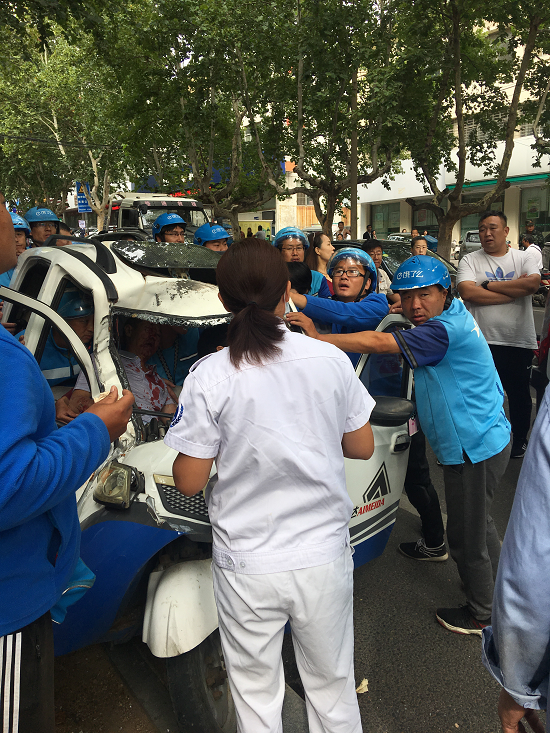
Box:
[273,226,308,249]
[57,290,94,320]
[327,247,377,293]
[24,207,60,224]
[194,223,230,246]
[152,213,186,239]
[10,213,30,236]
[390,255,451,291]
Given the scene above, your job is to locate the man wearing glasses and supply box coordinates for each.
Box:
[24,207,61,247]
[288,247,389,366]
[152,212,187,243]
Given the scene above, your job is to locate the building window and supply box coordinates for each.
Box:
[371,202,400,239]
[297,193,313,206]
[519,123,542,138]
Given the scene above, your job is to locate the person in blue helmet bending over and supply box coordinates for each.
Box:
[288,247,389,367]
[194,222,231,252]
[24,207,60,247]
[38,289,94,388]
[288,255,511,637]
[152,212,186,243]
[273,226,331,298]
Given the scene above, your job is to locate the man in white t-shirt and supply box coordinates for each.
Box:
[457,211,541,459]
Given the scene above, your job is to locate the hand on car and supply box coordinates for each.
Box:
[84,386,135,442]
[0,304,18,335]
[389,302,403,315]
[285,311,318,338]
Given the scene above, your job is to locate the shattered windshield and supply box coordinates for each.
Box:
[111,240,222,269]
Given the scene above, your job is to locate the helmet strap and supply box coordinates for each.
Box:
[444,286,453,310]
[354,272,371,302]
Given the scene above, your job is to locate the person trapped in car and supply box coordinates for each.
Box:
[0,192,134,733]
[288,254,511,637]
[165,238,374,733]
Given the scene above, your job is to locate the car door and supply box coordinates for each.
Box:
[346,314,415,568]
[0,286,101,397]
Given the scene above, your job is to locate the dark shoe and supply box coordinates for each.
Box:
[436,605,491,636]
[510,440,528,459]
[399,538,448,561]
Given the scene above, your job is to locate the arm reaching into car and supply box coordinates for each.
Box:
[285,311,400,354]
[85,386,134,442]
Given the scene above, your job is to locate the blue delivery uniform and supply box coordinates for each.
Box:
[390,288,510,622]
[39,330,82,386]
[300,293,389,366]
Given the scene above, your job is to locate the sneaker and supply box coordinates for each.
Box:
[510,440,528,459]
[436,605,491,636]
[398,538,448,561]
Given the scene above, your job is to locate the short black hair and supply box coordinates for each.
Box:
[197,324,229,359]
[479,210,507,226]
[286,262,312,295]
[522,234,535,244]
[59,222,71,233]
[364,241,382,253]
[411,236,428,248]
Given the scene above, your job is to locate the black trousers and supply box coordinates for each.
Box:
[489,344,533,444]
[0,612,55,733]
[404,428,445,547]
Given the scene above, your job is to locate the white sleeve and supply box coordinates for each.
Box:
[342,358,376,433]
[521,248,543,275]
[164,372,220,459]
[456,254,477,284]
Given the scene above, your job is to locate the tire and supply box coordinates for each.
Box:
[166,630,237,733]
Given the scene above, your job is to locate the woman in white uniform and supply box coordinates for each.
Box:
[164,238,375,733]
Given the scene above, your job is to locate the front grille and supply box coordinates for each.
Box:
[156,483,210,522]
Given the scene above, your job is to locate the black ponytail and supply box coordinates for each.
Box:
[216,238,289,368]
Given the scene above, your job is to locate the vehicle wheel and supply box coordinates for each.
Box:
[166,630,237,733]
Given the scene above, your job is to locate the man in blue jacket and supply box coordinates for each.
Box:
[289,247,389,366]
[288,255,511,636]
[0,194,134,732]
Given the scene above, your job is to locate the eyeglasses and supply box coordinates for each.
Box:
[332,268,364,278]
[281,245,304,252]
[164,230,185,238]
[32,222,57,228]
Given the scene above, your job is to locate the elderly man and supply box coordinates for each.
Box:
[458,211,541,458]
[288,255,511,635]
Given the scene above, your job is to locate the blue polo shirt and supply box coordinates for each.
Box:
[392,298,510,464]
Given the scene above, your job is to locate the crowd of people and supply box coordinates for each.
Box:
[1,198,549,733]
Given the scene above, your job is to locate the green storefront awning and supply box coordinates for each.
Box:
[448,173,549,190]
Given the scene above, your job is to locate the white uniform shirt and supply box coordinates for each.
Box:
[457,247,540,350]
[165,329,374,574]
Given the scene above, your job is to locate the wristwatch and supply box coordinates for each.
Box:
[481,280,491,290]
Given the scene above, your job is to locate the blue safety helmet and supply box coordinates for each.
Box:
[390,255,451,291]
[24,207,60,224]
[194,222,230,246]
[57,290,94,320]
[10,213,31,236]
[273,226,309,250]
[327,247,377,295]
[152,213,186,241]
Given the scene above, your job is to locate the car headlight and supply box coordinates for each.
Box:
[93,461,133,509]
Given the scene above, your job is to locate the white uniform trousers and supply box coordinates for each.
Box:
[212,548,362,733]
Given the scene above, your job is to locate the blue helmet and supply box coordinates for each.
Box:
[57,289,94,320]
[194,222,230,246]
[152,213,186,240]
[10,213,30,236]
[390,255,451,291]
[24,207,60,224]
[273,226,308,250]
[327,247,377,294]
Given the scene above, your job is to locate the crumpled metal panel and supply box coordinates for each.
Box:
[111,240,222,269]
